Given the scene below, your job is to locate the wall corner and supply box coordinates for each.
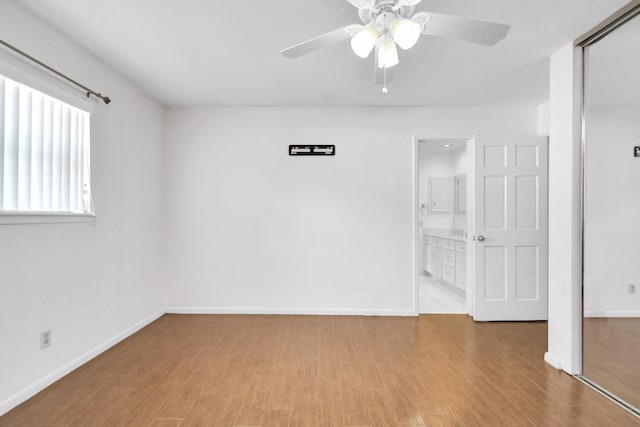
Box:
[547,42,583,376]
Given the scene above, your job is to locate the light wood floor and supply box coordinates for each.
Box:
[584,317,640,412]
[1,314,638,426]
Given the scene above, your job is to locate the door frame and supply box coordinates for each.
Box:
[412,135,474,316]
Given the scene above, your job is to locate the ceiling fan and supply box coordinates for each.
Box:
[280,0,510,92]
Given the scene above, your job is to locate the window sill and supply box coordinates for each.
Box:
[0,212,96,225]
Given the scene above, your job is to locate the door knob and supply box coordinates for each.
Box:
[477,235,486,242]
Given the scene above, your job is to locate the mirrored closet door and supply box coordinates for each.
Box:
[582,7,640,413]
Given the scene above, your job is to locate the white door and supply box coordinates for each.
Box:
[473,136,548,321]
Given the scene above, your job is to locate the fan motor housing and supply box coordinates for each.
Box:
[358,0,415,24]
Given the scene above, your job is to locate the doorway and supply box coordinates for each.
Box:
[414,135,549,320]
[416,139,470,314]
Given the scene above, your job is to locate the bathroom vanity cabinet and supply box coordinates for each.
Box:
[424,233,466,291]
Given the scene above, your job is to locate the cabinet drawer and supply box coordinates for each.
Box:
[442,264,456,284]
[442,239,456,250]
[442,249,456,267]
[456,241,466,253]
[432,238,443,247]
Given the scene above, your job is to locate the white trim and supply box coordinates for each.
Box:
[466,137,476,317]
[165,307,416,316]
[570,47,585,376]
[0,309,164,417]
[0,305,415,416]
[544,351,563,370]
[413,136,472,317]
[584,311,640,318]
[412,135,420,316]
[0,212,95,225]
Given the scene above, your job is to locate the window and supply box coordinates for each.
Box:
[0,73,93,221]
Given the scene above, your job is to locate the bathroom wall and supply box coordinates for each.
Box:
[419,143,467,231]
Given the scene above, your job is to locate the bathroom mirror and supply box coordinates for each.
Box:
[428,177,451,213]
[454,174,467,213]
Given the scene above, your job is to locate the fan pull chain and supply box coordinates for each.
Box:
[382,66,389,94]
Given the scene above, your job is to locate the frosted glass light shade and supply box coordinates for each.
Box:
[350,25,379,58]
[377,38,399,68]
[391,17,421,50]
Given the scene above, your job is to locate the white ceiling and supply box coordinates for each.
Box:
[420,139,467,153]
[18,0,629,106]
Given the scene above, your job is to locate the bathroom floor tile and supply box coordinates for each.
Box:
[419,275,467,314]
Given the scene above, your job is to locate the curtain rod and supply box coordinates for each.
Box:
[0,39,111,105]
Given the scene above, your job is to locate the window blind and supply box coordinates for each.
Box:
[0,73,91,214]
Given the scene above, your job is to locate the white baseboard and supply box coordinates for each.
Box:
[0,306,415,416]
[0,309,165,417]
[544,352,562,370]
[165,306,417,316]
[584,310,640,318]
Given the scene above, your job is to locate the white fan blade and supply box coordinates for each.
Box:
[280,24,363,58]
[345,0,375,9]
[418,12,510,46]
[411,11,431,26]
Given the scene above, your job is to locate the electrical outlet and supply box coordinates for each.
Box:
[40,329,51,349]
[629,284,637,294]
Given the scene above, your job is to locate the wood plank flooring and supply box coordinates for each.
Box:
[1,314,638,426]
[583,317,640,411]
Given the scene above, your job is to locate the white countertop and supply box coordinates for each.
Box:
[422,229,467,242]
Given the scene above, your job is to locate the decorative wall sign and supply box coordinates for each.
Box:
[635,146,640,157]
[289,145,335,156]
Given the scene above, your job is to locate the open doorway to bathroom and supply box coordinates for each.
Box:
[417,139,469,314]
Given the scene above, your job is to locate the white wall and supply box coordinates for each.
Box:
[538,101,550,136]
[453,149,468,176]
[164,107,537,314]
[583,106,640,316]
[0,1,165,413]
[546,43,583,374]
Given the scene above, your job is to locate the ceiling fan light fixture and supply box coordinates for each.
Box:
[350,25,379,58]
[391,17,421,50]
[377,37,399,69]
[280,2,511,92]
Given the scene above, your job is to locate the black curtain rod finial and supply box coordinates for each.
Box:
[86,91,111,104]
